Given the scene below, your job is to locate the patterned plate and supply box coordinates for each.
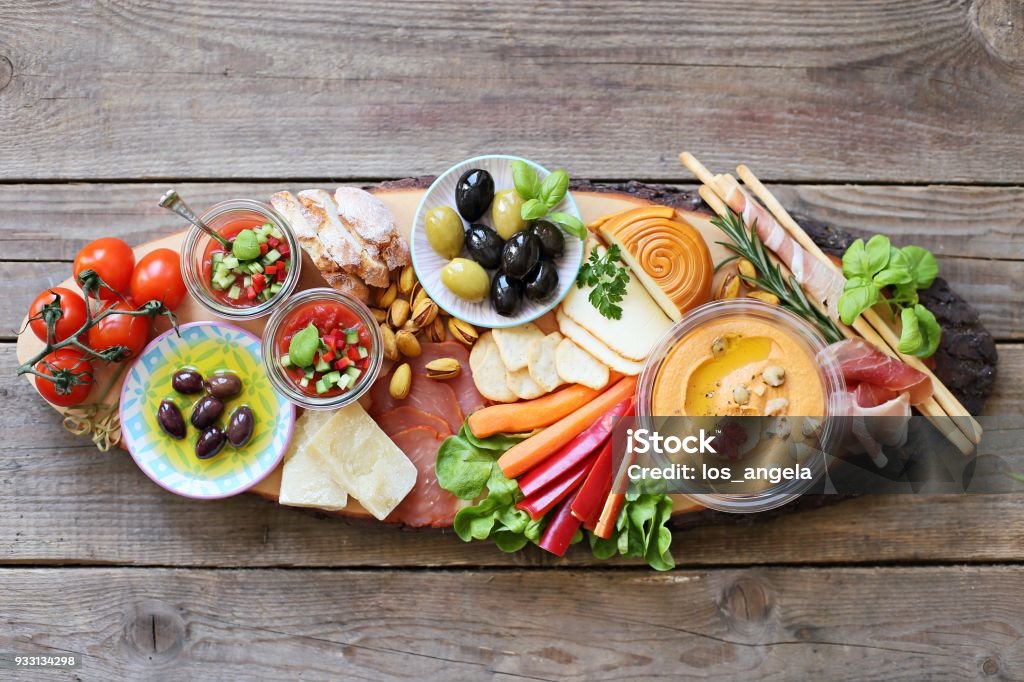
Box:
[411,154,584,328]
[120,321,295,499]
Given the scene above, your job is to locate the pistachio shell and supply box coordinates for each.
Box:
[369,307,388,324]
[398,265,415,295]
[718,273,740,299]
[425,357,461,380]
[389,363,412,400]
[737,258,757,280]
[447,317,478,346]
[748,290,780,305]
[380,324,399,361]
[388,298,411,328]
[427,317,446,343]
[412,298,439,328]
[396,329,422,358]
[377,283,397,309]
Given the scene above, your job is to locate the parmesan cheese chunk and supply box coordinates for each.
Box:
[306,403,418,520]
[278,410,349,511]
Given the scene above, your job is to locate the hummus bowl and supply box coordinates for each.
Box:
[636,299,847,513]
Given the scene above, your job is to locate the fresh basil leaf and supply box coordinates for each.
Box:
[539,169,569,208]
[865,234,892,274]
[842,239,869,279]
[838,281,879,325]
[893,281,920,306]
[287,323,320,368]
[435,434,496,500]
[873,267,913,286]
[912,304,941,358]
[520,198,549,221]
[511,160,541,201]
[549,211,587,240]
[902,245,939,290]
[231,229,261,261]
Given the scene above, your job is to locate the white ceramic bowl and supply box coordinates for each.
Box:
[411,154,584,328]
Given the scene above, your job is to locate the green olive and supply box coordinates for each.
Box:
[425,206,465,259]
[491,189,529,240]
[441,258,490,301]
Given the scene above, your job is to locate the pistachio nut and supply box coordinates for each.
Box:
[737,258,757,280]
[748,290,780,306]
[718,273,740,299]
[447,317,478,346]
[425,357,461,380]
[427,317,446,343]
[377,282,397,309]
[396,329,422,358]
[369,307,388,324]
[389,363,412,400]
[380,324,399,361]
[388,298,411,328]
[412,297,439,328]
[398,265,415,295]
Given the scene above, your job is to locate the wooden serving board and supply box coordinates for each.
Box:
[17,184,735,520]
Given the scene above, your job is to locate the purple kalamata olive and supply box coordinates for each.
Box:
[190,395,224,430]
[204,372,243,399]
[195,426,226,460]
[157,400,186,439]
[226,406,255,448]
[172,368,204,394]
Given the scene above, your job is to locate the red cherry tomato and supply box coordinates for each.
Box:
[130,248,187,311]
[28,287,88,343]
[35,348,94,407]
[88,300,150,359]
[73,237,136,300]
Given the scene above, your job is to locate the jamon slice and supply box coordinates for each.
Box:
[828,338,932,406]
[385,426,463,528]
[368,364,464,433]
[852,382,900,409]
[376,406,452,438]
[416,341,487,418]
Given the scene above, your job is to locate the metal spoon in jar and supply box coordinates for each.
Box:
[158,189,231,249]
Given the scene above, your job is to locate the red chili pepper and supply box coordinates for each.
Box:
[516,454,595,520]
[321,350,336,364]
[518,398,632,497]
[334,357,351,370]
[538,491,584,557]
[259,242,269,256]
[263,263,278,276]
[570,438,614,526]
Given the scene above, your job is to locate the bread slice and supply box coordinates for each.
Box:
[298,190,390,288]
[334,187,410,271]
[270,191,370,302]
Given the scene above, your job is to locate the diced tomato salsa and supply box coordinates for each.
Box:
[202,218,292,308]
[276,300,374,398]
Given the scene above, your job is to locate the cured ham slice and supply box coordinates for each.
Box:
[416,341,487,418]
[368,366,464,433]
[722,184,846,319]
[829,338,932,406]
[848,392,911,468]
[386,427,464,528]
[852,382,900,409]
[376,406,452,438]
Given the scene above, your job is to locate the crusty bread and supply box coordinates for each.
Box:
[270,186,410,301]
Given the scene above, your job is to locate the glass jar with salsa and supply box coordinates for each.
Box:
[262,288,383,410]
[181,199,301,320]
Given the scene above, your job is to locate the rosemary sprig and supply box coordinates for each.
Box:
[710,207,844,344]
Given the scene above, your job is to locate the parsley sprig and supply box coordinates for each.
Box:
[576,244,630,320]
[711,208,844,344]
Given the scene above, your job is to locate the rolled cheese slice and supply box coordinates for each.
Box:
[597,205,713,320]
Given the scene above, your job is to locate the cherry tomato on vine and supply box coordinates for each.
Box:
[35,348,94,407]
[28,287,88,343]
[73,237,136,300]
[87,300,150,358]
[130,248,187,311]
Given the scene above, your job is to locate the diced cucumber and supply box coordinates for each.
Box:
[336,374,353,390]
[314,358,330,373]
[222,256,239,269]
[243,275,253,288]
[227,285,242,300]
[303,368,315,380]
[345,329,359,345]
[323,370,342,385]
[256,231,268,245]
[280,353,293,368]
[263,248,282,264]
[315,379,329,395]
[299,378,310,389]
[270,282,283,293]
[357,346,369,359]
[270,227,284,239]
[345,366,362,381]
[211,252,224,266]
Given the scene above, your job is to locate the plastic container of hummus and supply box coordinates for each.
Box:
[636,299,847,513]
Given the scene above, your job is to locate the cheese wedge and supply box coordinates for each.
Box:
[556,310,645,376]
[306,403,417,520]
[278,410,349,511]
[561,243,673,361]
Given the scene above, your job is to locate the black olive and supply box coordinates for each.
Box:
[454,169,494,222]
[524,260,559,301]
[490,272,523,317]
[171,368,204,394]
[465,223,504,269]
[157,400,186,439]
[195,426,227,460]
[204,372,243,399]
[501,231,541,280]
[531,220,565,259]
[190,395,225,430]
[226,406,255,448]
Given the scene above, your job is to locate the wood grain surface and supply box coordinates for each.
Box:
[2,0,1023,678]
[1,567,1022,681]
[0,0,1022,183]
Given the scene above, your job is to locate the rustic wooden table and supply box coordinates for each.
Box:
[1,1,1022,679]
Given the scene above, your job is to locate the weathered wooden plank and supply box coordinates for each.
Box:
[3,343,1023,568]
[1,566,1021,680]
[1,182,1021,262]
[0,1,1021,182]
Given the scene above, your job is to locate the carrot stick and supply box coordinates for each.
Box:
[467,384,603,439]
[497,375,638,479]
[593,491,625,540]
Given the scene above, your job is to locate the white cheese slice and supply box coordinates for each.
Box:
[278,410,349,511]
[306,402,417,520]
[561,243,673,361]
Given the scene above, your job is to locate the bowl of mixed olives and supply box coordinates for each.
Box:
[119,321,295,500]
[410,154,584,328]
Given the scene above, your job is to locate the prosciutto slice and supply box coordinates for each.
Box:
[829,338,932,406]
[386,427,464,527]
[723,184,846,319]
[848,392,912,468]
[368,368,464,433]
[376,406,452,438]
